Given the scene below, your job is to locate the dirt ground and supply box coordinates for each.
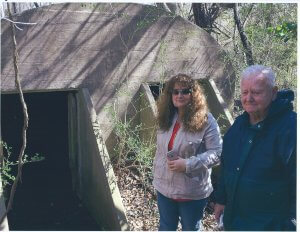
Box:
[115,168,219,231]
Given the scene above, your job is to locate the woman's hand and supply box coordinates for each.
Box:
[214,203,225,222]
[167,157,186,172]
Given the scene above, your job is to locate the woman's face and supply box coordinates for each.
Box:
[172,82,192,109]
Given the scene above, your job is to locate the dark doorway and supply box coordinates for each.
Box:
[149,83,164,100]
[1,91,101,230]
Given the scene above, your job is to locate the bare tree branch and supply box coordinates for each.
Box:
[233,3,254,65]
[12,3,17,14]
[187,5,193,20]
[242,4,254,27]
[2,18,37,31]
[0,3,29,224]
[212,23,231,38]
[155,3,172,13]
[192,3,221,34]
[2,18,37,26]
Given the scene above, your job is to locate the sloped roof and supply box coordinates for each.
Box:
[1,3,235,139]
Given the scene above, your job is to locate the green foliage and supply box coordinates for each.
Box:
[0,141,45,193]
[214,3,297,110]
[107,94,157,190]
[267,22,297,42]
[0,142,15,188]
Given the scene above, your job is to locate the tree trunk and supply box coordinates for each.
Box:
[0,2,29,224]
[233,4,254,65]
[12,3,17,13]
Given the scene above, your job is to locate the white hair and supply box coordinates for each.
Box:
[241,65,276,87]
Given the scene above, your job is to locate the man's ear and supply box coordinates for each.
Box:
[272,86,278,100]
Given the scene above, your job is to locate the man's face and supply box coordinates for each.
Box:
[241,75,277,117]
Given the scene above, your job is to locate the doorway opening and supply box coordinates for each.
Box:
[148,83,164,100]
[1,91,101,230]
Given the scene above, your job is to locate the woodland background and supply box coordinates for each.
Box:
[1,2,297,231]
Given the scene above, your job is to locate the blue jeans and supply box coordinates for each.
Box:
[157,191,208,231]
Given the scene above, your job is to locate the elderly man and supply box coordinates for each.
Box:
[214,65,296,231]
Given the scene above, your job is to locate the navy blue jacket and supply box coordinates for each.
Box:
[215,90,296,231]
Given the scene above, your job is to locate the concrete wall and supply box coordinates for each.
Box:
[105,83,158,159]
[68,89,128,230]
[0,177,9,231]
[1,4,235,229]
[105,79,233,161]
[0,136,9,230]
[1,3,235,142]
[139,84,157,147]
[200,79,233,135]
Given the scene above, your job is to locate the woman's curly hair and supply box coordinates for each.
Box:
[157,73,208,132]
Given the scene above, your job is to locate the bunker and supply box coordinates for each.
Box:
[2,91,101,230]
[1,3,234,230]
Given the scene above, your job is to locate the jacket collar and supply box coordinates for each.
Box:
[239,89,294,130]
[172,112,179,124]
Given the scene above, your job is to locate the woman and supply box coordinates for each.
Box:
[153,74,222,231]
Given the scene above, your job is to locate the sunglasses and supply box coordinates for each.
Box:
[172,88,192,95]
